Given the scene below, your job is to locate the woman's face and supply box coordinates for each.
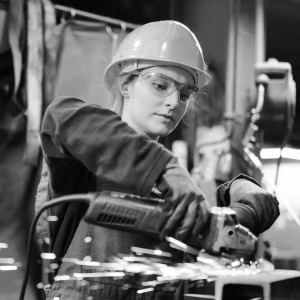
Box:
[121,65,195,140]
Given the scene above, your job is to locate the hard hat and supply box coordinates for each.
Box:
[104,20,211,90]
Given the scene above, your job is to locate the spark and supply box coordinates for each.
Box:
[41,253,56,260]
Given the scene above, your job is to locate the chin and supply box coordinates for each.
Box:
[157,129,174,137]
[148,125,175,138]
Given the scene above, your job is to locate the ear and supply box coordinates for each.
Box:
[119,81,130,98]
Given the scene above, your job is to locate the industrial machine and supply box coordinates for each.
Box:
[243,58,296,150]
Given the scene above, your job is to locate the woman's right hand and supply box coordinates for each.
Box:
[156,157,211,242]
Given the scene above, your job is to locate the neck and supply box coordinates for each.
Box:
[121,105,159,141]
[121,117,159,141]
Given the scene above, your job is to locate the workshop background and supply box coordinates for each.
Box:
[0,0,300,299]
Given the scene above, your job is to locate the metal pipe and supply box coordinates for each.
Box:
[54,4,139,30]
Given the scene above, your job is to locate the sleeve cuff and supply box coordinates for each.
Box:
[216,173,261,207]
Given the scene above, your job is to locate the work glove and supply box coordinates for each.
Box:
[156,157,211,242]
[224,176,280,235]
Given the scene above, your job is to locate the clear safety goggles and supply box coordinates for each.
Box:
[131,71,199,104]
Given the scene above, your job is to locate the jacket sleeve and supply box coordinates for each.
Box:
[216,174,280,235]
[40,97,173,196]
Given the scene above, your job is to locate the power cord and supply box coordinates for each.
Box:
[19,194,91,300]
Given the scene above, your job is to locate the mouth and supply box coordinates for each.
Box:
[157,114,175,122]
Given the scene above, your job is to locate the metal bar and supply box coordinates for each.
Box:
[255,0,265,62]
[54,4,139,30]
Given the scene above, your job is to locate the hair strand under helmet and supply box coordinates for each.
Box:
[104,20,211,91]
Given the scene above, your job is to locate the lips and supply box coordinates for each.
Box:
[157,114,174,121]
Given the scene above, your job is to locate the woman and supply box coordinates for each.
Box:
[39,21,279,300]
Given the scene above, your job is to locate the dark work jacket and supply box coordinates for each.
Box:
[40,97,176,299]
[40,97,279,299]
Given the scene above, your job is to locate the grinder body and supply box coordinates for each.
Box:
[84,190,258,260]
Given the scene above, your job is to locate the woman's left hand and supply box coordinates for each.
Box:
[228,178,280,235]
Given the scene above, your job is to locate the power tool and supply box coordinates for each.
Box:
[84,190,258,261]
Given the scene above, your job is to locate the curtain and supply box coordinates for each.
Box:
[52,19,128,108]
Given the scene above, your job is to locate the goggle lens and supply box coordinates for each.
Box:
[133,72,198,103]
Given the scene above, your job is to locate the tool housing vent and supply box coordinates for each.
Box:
[96,202,140,227]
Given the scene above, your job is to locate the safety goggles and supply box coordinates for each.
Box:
[131,71,199,104]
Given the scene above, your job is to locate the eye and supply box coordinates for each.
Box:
[151,79,169,92]
[179,91,189,102]
[179,86,194,102]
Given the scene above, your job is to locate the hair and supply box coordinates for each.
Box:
[110,80,123,115]
[109,72,132,115]
[195,63,225,127]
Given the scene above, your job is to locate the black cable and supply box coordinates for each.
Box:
[19,194,91,300]
[274,120,294,186]
[274,149,283,186]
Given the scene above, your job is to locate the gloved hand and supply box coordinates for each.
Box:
[228,178,280,235]
[156,157,210,241]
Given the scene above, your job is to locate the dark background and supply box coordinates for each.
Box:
[265,0,300,147]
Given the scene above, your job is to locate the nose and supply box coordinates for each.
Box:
[165,89,180,107]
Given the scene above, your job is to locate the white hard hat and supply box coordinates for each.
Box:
[104,20,211,90]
